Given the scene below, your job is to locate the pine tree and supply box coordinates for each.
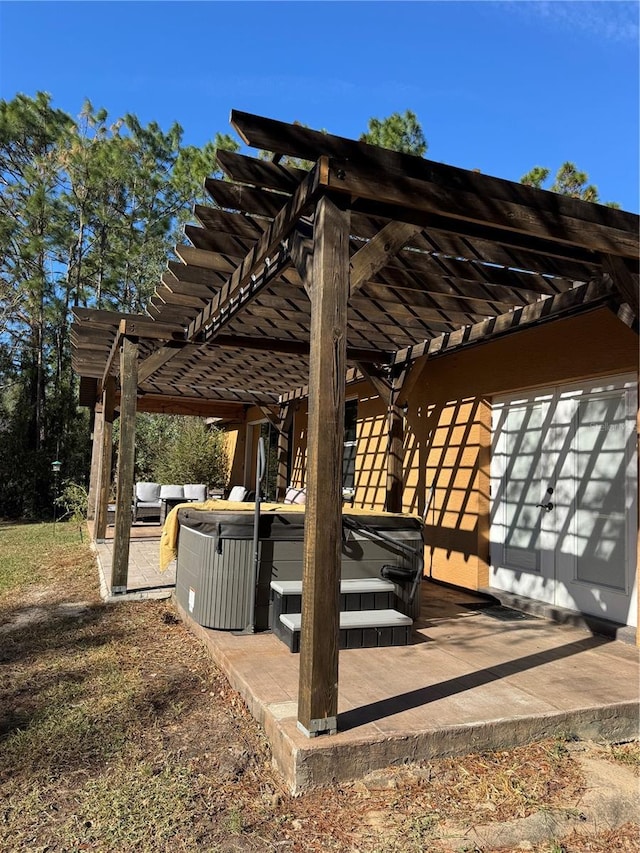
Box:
[360,110,427,156]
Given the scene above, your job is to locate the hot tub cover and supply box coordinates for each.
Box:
[159,500,421,571]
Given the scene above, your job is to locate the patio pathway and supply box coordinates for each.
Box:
[92,536,175,601]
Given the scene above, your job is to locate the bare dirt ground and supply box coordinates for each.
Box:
[0,523,638,852]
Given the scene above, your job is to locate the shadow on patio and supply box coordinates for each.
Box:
[173,579,639,793]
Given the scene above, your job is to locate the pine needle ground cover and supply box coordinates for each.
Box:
[0,521,638,853]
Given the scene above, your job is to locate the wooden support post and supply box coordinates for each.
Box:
[94,378,115,541]
[111,336,138,592]
[386,368,408,513]
[275,405,294,501]
[297,195,350,738]
[87,404,102,520]
[636,397,640,648]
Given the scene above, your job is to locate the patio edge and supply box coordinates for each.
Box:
[174,597,639,794]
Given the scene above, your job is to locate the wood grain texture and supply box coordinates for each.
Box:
[111,337,137,590]
[276,404,294,501]
[328,162,638,259]
[189,161,324,342]
[204,178,288,218]
[601,253,639,316]
[386,368,408,513]
[94,377,115,541]
[393,278,616,366]
[73,115,637,438]
[87,404,103,521]
[216,149,307,194]
[356,363,392,404]
[231,110,636,233]
[349,221,422,295]
[297,195,350,736]
[133,394,245,418]
[138,342,186,384]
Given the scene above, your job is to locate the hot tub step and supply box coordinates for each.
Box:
[270,578,396,623]
[275,609,412,653]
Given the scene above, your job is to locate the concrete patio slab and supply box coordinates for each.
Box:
[92,537,175,601]
[174,581,639,793]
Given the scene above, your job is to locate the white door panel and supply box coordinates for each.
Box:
[491,397,553,603]
[491,376,637,627]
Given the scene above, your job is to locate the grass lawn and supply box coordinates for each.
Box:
[0,520,638,853]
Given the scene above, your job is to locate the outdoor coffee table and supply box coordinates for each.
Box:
[160,497,186,523]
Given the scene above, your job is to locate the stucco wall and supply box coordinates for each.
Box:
[225,421,248,487]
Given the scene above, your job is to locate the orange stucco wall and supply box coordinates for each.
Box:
[224,424,246,486]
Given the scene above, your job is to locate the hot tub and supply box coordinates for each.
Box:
[174,504,423,631]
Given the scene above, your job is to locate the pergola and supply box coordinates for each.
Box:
[72,111,639,737]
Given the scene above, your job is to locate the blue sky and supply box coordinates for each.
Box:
[1,1,638,211]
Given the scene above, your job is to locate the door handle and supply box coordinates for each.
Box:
[536,486,554,511]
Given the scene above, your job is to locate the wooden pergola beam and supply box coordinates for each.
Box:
[216,148,306,194]
[349,196,625,267]
[356,363,392,404]
[184,224,251,259]
[166,263,226,290]
[101,319,186,389]
[349,221,423,296]
[126,163,328,388]
[393,278,616,367]
[101,320,125,389]
[131,394,248,417]
[386,367,409,513]
[276,403,294,501]
[193,204,268,239]
[87,402,103,520]
[231,110,636,242]
[120,318,187,339]
[326,163,638,259]
[606,301,638,331]
[601,254,639,317]
[199,247,293,343]
[175,245,237,274]
[205,177,287,218]
[279,367,362,405]
[285,226,314,297]
[72,307,140,327]
[188,159,327,342]
[208,334,392,363]
[138,342,186,384]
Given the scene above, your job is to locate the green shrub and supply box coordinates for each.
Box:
[151,418,228,488]
[55,480,88,523]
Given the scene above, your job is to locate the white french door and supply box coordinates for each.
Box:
[490,375,637,627]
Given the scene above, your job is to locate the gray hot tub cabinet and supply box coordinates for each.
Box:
[174,507,423,635]
[176,525,255,630]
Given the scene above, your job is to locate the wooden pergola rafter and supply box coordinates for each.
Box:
[71,110,639,738]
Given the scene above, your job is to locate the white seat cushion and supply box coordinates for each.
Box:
[183,483,207,501]
[227,485,247,502]
[136,482,161,502]
[160,485,184,500]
